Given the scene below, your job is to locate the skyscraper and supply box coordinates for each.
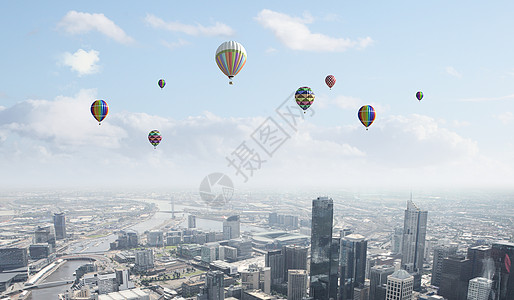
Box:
[401,199,427,290]
[310,196,335,300]
[188,215,196,228]
[339,234,367,300]
[431,244,457,287]
[287,269,308,300]
[53,212,66,240]
[467,245,492,279]
[467,277,493,300]
[283,245,308,280]
[135,249,154,271]
[385,270,413,300]
[223,215,240,240]
[34,224,56,246]
[438,255,473,300]
[369,265,395,300]
[491,242,514,300]
[265,249,285,286]
[205,270,225,300]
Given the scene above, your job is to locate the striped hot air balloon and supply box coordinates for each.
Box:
[91,100,109,125]
[158,79,166,89]
[148,130,162,149]
[215,41,247,85]
[358,105,376,130]
[416,91,423,101]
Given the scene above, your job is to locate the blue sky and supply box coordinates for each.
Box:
[1,1,514,190]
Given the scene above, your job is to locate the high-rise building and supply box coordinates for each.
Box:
[223,215,240,240]
[401,199,427,291]
[370,265,395,300]
[266,249,285,286]
[491,242,514,300]
[34,225,56,246]
[391,227,402,254]
[467,277,493,300]
[188,215,197,228]
[205,270,225,300]
[353,284,370,300]
[467,245,492,279]
[431,244,457,287]
[241,266,271,295]
[309,196,336,300]
[135,249,154,270]
[0,248,28,271]
[147,230,164,247]
[438,255,473,300]
[283,245,308,280]
[287,269,308,300]
[339,234,367,300]
[385,269,413,300]
[53,212,66,240]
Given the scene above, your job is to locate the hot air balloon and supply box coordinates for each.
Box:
[158,79,166,89]
[295,87,315,113]
[91,100,109,125]
[148,130,162,149]
[416,91,423,101]
[325,75,336,89]
[358,105,375,130]
[215,41,247,85]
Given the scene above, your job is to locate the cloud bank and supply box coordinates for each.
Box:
[61,49,100,76]
[145,14,234,37]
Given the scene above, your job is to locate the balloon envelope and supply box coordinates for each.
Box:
[325,75,336,89]
[295,87,315,111]
[215,41,247,83]
[158,79,166,89]
[358,105,375,129]
[91,100,109,124]
[148,130,162,148]
[416,91,423,101]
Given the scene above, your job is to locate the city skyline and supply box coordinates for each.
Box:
[1,2,514,189]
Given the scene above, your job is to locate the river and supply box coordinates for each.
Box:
[30,198,265,299]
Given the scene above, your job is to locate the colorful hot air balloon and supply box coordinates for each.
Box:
[148,130,162,149]
[325,75,336,89]
[158,79,166,89]
[416,91,423,101]
[91,100,109,125]
[215,41,247,85]
[295,87,315,113]
[358,105,376,130]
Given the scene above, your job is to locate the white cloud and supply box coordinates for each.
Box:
[61,49,100,76]
[145,14,234,36]
[0,94,510,189]
[265,47,278,54]
[445,66,462,78]
[161,39,190,50]
[459,93,514,102]
[452,120,471,127]
[496,112,514,124]
[57,10,134,44]
[255,9,373,52]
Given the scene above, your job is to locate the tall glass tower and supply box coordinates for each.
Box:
[310,196,335,300]
[339,234,367,300]
[53,212,66,240]
[401,199,427,291]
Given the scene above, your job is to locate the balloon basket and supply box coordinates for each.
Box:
[229,81,233,85]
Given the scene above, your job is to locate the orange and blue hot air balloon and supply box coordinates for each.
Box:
[148,130,162,149]
[416,91,423,101]
[325,75,336,89]
[295,87,315,113]
[158,79,166,89]
[91,100,109,125]
[358,105,375,130]
[215,41,247,85]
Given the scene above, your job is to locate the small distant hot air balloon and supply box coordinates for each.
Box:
[91,100,109,125]
[416,91,423,101]
[358,105,375,130]
[158,79,166,89]
[295,87,315,114]
[148,130,162,149]
[325,75,336,89]
[215,41,247,85]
